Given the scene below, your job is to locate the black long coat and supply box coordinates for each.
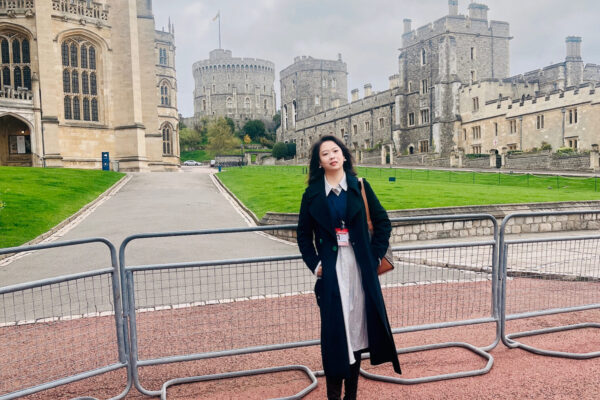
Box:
[297,173,401,378]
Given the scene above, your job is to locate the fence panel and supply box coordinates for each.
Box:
[0,239,129,400]
[121,215,500,395]
[500,211,600,358]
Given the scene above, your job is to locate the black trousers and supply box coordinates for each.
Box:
[326,351,362,400]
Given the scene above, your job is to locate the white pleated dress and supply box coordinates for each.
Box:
[323,175,369,365]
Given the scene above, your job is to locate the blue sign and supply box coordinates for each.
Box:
[102,152,110,171]
[389,177,396,182]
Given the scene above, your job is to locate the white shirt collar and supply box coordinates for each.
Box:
[324,173,348,196]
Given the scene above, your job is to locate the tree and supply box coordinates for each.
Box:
[206,118,241,154]
[224,117,236,134]
[243,120,266,141]
[244,134,252,144]
[179,127,203,151]
[272,111,281,132]
[272,142,288,159]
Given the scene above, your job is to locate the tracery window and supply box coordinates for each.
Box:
[0,32,32,91]
[160,83,170,106]
[62,37,99,122]
[162,123,173,155]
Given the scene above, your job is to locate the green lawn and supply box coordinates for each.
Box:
[0,167,124,248]
[217,166,600,219]
[180,150,210,162]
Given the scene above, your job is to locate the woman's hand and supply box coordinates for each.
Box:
[316,265,323,277]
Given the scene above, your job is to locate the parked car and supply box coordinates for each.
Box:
[183,160,198,166]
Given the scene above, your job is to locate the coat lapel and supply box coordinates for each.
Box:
[307,178,336,239]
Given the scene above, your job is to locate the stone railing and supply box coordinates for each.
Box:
[0,0,34,9]
[0,0,34,16]
[0,87,33,101]
[52,0,108,22]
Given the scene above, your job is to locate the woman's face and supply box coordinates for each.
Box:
[319,140,345,173]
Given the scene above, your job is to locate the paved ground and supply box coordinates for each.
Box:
[0,166,296,287]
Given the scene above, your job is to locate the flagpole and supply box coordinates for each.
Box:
[218,12,221,49]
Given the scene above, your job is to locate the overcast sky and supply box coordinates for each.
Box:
[153,0,600,118]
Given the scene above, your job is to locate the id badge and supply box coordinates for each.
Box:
[335,228,350,247]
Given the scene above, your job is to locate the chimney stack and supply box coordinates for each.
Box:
[448,0,458,16]
[351,89,359,102]
[403,19,412,34]
[364,84,372,97]
[468,3,488,20]
[565,36,582,61]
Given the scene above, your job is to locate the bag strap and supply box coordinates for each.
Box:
[358,178,374,233]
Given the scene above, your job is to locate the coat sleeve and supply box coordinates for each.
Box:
[363,178,391,261]
[297,191,320,273]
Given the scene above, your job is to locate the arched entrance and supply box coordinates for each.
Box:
[0,114,32,166]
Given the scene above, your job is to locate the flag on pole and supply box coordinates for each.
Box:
[212,11,220,22]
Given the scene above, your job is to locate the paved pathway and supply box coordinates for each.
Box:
[0,167,296,287]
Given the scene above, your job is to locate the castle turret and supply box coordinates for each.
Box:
[279,55,348,131]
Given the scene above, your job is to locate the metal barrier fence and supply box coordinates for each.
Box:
[499,211,600,358]
[119,215,500,398]
[0,238,129,400]
[2,211,599,398]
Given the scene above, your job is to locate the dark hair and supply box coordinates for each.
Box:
[307,135,356,185]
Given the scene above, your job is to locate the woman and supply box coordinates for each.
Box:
[297,135,401,400]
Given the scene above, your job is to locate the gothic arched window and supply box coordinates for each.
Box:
[62,37,100,121]
[64,96,72,119]
[82,72,89,94]
[81,44,88,69]
[0,32,33,91]
[83,98,90,121]
[160,83,170,106]
[162,124,173,155]
[13,66,21,88]
[1,39,8,63]
[22,39,30,63]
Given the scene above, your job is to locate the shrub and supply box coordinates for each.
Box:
[556,147,576,156]
[272,142,288,159]
[540,141,552,151]
[259,137,274,148]
[286,143,296,159]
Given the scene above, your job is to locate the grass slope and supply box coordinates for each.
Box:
[0,167,124,248]
[218,166,600,219]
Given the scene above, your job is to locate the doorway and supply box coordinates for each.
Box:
[0,115,32,166]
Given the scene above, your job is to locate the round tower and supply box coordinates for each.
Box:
[279,54,348,133]
[192,49,276,127]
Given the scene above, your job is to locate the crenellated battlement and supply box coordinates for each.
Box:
[192,49,275,74]
[294,87,400,131]
[462,80,599,123]
[280,55,347,79]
